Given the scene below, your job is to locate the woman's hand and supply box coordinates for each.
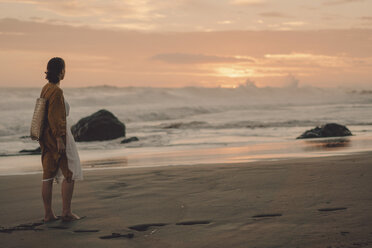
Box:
[56,137,66,154]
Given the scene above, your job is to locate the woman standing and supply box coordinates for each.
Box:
[39,57,83,222]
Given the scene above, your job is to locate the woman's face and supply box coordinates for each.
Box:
[60,68,65,81]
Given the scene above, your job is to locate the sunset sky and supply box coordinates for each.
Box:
[0,0,371,88]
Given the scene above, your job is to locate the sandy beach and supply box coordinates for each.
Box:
[1,152,372,248]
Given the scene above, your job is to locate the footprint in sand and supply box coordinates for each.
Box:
[176,220,211,225]
[129,223,168,231]
[17,222,44,228]
[48,226,70,230]
[0,222,44,233]
[318,207,347,212]
[252,214,282,218]
[99,232,134,239]
[47,216,86,229]
[73,229,100,233]
[128,220,211,232]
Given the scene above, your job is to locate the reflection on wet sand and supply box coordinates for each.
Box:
[4,136,372,176]
[302,138,351,152]
[83,157,129,168]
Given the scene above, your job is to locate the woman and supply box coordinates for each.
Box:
[39,57,83,222]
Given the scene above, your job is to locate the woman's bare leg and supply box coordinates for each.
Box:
[61,179,80,221]
[42,180,58,222]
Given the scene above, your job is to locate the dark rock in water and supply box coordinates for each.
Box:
[19,147,41,155]
[297,123,352,139]
[71,109,125,142]
[121,136,139,144]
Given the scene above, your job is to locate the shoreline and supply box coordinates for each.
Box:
[0,149,371,178]
[2,135,372,177]
[1,149,371,177]
[0,150,371,179]
[1,152,372,247]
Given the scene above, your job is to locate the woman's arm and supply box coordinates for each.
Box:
[48,88,66,153]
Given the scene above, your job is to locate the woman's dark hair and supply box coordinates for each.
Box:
[45,57,65,84]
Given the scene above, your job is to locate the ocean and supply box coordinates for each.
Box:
[1,85,372,175]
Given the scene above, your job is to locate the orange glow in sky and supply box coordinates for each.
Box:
[0,0,371,88]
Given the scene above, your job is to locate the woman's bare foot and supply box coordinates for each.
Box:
[44,214,59,223]
[61,213,80,222]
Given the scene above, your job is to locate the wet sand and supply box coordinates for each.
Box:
[1,152,372,248]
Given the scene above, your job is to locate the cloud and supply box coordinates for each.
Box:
[0,0,37,3]
[1,18,372,87]
[151,53,255,64]
[229,0,266,6]
[218,20,234,24]
[263,53,352,68]
[260,11,292,18]
[282,21,305,26]
[361,16,372,21]
[324,0,365,5]
[7,0,169,31]
[0,0,162,22]
[0,31,25,36]
[2,0,372,32]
